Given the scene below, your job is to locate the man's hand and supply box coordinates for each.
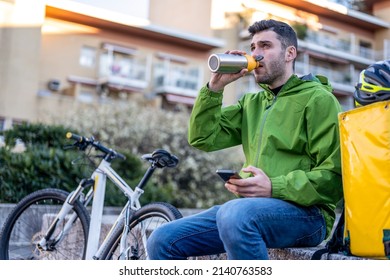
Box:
[225,166,272,197]
[208,50,248,92]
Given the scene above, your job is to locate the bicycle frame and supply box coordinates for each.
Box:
[38,157,148,260]
[88,159,147,259]
[29,133,180,260]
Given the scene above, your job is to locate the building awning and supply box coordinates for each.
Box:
[304,49,349,64]
[271,0,389,31]
[165,94,196,106]
[45,1,225,51]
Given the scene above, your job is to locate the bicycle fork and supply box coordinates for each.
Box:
[37,179,94,251]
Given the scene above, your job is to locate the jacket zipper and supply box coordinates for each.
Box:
[255,94,277,165]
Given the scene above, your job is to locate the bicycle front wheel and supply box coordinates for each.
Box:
[0,188,90,260]
[100,202,182,260]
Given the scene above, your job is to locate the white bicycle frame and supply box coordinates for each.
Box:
[86,159,145,259]
[38,157,147,260]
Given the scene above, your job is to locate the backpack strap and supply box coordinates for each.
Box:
[311,208,346,260]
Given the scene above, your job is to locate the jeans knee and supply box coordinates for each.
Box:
[147,226,167,259]
[216,200,248,242]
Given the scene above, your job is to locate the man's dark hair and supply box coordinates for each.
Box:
[248,19,298,51]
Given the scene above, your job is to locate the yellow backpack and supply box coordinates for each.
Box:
[312,101,390,259]
[339,101,390,259]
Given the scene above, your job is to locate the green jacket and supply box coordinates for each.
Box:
[188,74,343,237]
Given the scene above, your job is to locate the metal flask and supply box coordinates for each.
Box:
[208,53,263,74]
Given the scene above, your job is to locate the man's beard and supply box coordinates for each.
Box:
[254,56,285,86]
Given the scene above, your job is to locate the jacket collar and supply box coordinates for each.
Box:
[258,73,331,100]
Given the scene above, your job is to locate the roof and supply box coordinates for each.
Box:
[272,0,389,31]
[45,1,225,51]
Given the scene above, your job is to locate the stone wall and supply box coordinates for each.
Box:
[0,205,366,260]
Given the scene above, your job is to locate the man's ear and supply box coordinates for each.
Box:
[285,46,297,62]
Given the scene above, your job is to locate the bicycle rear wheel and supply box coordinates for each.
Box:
[100,202,182,260]
[0,188,90,260]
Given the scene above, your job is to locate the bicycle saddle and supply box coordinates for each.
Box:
[142,149,179,168]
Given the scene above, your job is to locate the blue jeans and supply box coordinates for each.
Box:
[147,198,326,260]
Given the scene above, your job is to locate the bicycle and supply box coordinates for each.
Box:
[0,132,183,260]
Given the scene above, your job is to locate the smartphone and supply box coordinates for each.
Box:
[216,169,242,182]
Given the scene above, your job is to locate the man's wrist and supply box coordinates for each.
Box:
[207,82,224,93]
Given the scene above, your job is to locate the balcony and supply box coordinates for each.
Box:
[153,56,203,106]
[98,45,150,92]
[271,0,389,31]
[295,61,356,96]
[302,30,385,63]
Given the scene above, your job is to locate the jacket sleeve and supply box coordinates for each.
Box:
[188,85,243,151]
[270,92,343,207]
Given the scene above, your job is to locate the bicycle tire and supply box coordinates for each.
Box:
[0,188,90,260]
[100,202,182,260]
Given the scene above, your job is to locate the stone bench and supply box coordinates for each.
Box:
[0,205,368,260]
[268,247,367,260]
[195,246,367,260]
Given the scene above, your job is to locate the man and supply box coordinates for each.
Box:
[147,19,343,260]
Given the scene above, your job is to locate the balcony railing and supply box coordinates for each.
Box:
[305,30,384,61]
[153,62,202,98]
[295,62,355,84]
[98,53,150,90]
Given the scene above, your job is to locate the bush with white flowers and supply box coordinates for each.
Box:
[50,102,244,208]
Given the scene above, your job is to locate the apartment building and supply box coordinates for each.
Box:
[0,0,222,129]
[210,0,390,108]
[0,0,389,130]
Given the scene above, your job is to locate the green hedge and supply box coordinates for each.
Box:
[0,123,145,205]
[46,103,243,208]
[1,103,244,208]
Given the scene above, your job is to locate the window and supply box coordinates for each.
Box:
[100,52,135,78]
[359,40,373,59]
[99,43,148,84]
[153,53,202,94]
[80,46,96,68]
[0,116,5,131]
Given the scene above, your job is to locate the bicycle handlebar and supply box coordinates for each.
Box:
[66,132,179,168]
[66,132,85,143]
[66,132,126,161]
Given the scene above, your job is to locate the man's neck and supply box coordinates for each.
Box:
[269,84,284,95]
[268,72,294,90]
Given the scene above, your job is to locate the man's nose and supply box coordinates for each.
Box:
[251,49,263,59]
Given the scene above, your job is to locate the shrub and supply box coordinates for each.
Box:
[0,123,82,202]
[0,123,144,205]
[0,103,245,208]
[48,102,244,208]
